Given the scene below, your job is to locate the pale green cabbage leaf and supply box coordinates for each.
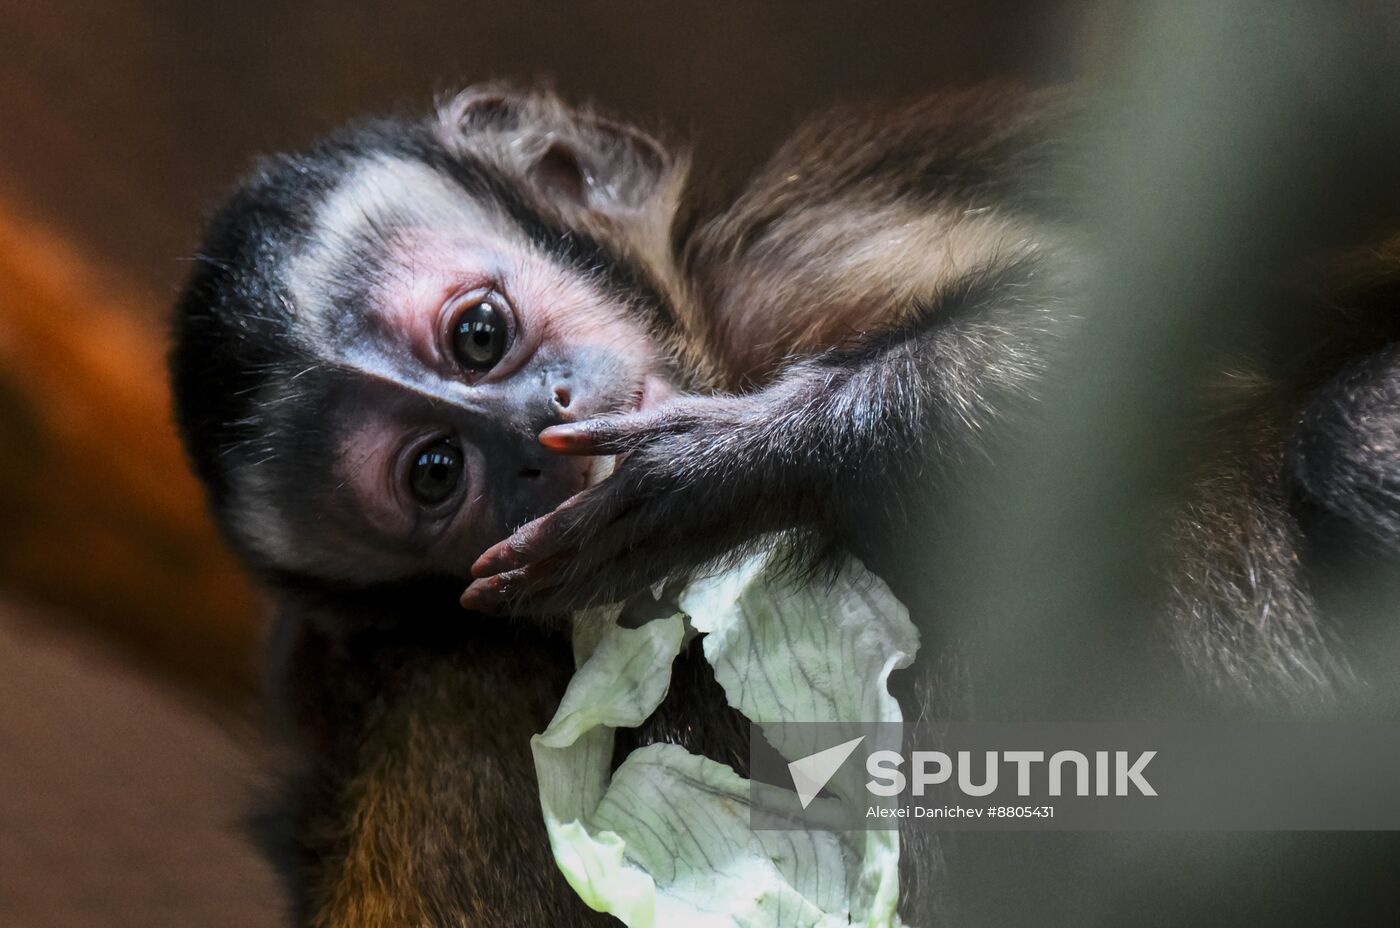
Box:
[530,547,918,927]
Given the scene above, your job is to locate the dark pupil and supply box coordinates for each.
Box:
[453,300,507,370]
[411,440,462,505]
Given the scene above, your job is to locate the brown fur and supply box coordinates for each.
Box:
[682,87,1077,387]
[269,603,614,927]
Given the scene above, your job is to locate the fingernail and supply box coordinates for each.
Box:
[460,583,495,612]
[539,425,582,450]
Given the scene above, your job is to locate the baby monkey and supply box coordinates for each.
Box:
[172,86,1400,924]
[174,86,1079,618]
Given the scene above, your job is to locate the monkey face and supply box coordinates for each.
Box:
[172,88,691,590]
[194,154,679,587]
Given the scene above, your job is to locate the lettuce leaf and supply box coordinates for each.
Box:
[530,547,917,927]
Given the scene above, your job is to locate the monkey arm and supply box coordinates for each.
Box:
[462,252,1062,616]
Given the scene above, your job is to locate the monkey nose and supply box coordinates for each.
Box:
[514,454,590,508]
[552,384,573,417]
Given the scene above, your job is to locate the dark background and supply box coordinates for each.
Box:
[0,0,1087,304]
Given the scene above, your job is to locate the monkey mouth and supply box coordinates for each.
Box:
[583,454,618,488]
[581,376,673,488]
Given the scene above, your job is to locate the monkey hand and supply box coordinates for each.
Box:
[460,392,796,617]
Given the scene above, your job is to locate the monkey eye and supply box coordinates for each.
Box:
[451,295,510,373]
[409,438,463,505]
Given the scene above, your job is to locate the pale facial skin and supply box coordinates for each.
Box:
[252,156,677,584]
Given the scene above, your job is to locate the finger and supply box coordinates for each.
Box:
[474,496,648,596]
[462,561,570,615]
[471,494,598,577]
[473,487,616,573]
[462,563,554,611]
[459,575,510,614]
[537,422,607,454]
[539,410,677,455]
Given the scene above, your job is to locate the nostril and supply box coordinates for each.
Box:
[553,386,572,410]
[519,467,542,480]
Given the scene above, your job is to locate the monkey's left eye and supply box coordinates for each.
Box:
[452,296,510,373]
[410,439,463,505]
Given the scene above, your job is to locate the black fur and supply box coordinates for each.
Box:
[1289,342,1400,550]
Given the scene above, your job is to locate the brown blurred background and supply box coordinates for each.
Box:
[0,2,1088,925]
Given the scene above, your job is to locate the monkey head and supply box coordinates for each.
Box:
[171,89,689,590]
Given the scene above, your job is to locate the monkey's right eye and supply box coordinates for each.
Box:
[409,439,463,505]
[451,297,510,373]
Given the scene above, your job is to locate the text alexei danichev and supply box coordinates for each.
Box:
[867,805,1056,819]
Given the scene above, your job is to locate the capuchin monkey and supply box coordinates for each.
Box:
[171,86,1400,925]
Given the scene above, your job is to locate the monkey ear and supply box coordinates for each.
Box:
[438,88,677,213]
[439,88,524,132]
[528,118,674,214]
[529,141,592,206]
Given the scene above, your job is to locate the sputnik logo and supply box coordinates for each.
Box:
[787,736,866,809]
